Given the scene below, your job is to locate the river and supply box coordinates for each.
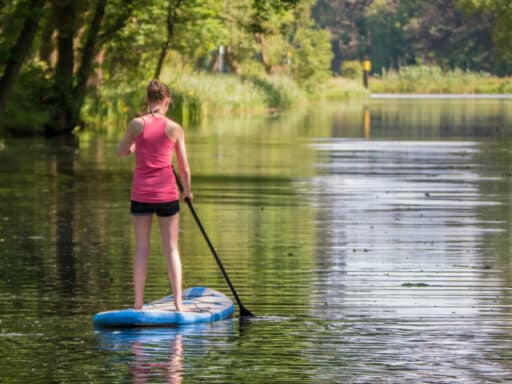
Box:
[0,98,511,383]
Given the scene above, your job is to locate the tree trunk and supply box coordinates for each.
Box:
[48,0,133,135]
[154,0,181,79]
[154,40,171,80]
[52,0,76,135]
[255,33,272,74]
[71,0,107,128]
[0,0,45,110]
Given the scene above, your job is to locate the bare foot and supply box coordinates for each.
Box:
[175,303,188,312]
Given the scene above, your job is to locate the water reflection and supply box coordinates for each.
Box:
[131,335,183,384]
[325,99,512,140]
[54,137,79,300]
[309,138,512,382]
[95,320,234,384]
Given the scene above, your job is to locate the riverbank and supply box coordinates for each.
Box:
[370,94,512,99]
[82,66,511,134]
[82,73,369,133]
[369,66,512,94]
[2,66,511,136]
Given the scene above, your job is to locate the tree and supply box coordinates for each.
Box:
[154,0,182,79]
[290,0,333,89]
[458,0,512,62]
[313,0,509,75]
[313,0,373,73]
[98,0,225,86]
[291,27,333,90]
[0,0,45,110]
[50,0,137,134]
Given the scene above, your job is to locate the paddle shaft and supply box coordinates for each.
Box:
[173,169,254,317]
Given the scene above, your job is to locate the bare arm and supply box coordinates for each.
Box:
[174,124,192,201]
[117,118,143,157]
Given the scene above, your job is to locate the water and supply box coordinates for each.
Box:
[1,99,511,383]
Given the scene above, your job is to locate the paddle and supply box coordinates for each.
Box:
[173,168,255,318]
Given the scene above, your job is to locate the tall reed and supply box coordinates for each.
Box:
[370,66,512,94]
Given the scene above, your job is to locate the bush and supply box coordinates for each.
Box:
[291,27,333,92]
[341,61,363,80]
[498,80,512,94]
[0,64,55,135]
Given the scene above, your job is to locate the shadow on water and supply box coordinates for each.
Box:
[54,136,79,302]
[95,320,235,384]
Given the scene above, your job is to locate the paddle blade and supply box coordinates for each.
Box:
[240,305,255,318]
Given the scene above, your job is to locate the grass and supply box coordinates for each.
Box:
[320,77,369,100]
[370,65,512,94]
[166,73,269,117]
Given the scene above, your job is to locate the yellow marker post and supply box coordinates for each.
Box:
[363,60,372,72]
[362,60,372,88]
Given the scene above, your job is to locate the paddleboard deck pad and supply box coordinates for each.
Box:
[93,287,234,327]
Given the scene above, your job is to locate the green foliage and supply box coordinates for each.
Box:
[100,0,226,83]
[81,81,145,134]
[164,0,226,65]
[341,60,363,80]
[0,63,54,134]
[100,1,169,86]
[291,27,333,91]
[458,0,512,62]
[0,1,26,69]
[247,0,301,34]
[314,0,512,76]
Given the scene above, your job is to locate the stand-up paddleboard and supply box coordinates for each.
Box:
[93,287,234,327]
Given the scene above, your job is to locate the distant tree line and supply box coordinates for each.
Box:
[0,0,510,135]
[313,0,512,76]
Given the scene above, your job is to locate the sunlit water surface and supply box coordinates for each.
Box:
[1,99,512,383]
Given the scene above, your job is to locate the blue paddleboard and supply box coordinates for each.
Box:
[93,287,234,327]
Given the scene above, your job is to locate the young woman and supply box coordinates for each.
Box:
[117,80,192,311]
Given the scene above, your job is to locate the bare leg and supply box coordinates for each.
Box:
[157,213,184,311]
[132,215,153,310]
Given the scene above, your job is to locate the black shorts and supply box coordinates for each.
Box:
[130,200,180,217]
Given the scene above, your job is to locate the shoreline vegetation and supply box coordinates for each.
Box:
[81,72,370,132]
[1,67,511,136]
[82,65,511,133]
[1,0,511,136]
[370,66,512,95]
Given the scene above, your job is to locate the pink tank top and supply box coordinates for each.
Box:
[131,115,179,203]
